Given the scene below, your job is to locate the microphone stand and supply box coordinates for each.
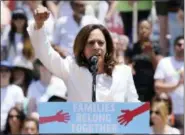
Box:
[92,69,96,102]
[91,66,98,135]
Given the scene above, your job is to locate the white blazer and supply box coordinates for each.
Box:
[27,22,139,102]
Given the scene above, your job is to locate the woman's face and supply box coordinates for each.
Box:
[12,68,25,85]
[84,29,106,62]
[22,121,38,135]
[8,109,21,129]
[13,19,26,30]
[0,67,11,87]
[138,21,151,40]
[150,106,163,125]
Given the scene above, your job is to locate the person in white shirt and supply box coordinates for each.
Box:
[27,5,139,103]
[52,0,101,56]
[1,8,32,63]
[154,35,184,133]
[0,61,25,131]
[150,101,180,134]
[12,55,34,97]
[57,1,95,19]
[27,59,67,103]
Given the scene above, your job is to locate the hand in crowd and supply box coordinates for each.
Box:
[142,42,153,54]
[178,70,184,86]
[34,5,50,29]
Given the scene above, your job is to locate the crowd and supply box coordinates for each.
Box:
[0,0,184,134]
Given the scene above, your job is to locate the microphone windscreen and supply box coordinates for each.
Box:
[89,56,98,66]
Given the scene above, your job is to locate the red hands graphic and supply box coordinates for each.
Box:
[39,110,70,124]
[117,102,150,126]
[54,110,70,123]
[118,110,135,126]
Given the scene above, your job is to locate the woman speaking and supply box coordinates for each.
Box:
[27,5,139,102]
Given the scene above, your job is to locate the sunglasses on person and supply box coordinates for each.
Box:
[156,97,169,102]
[150,110,161,115]
[9,115,21,119]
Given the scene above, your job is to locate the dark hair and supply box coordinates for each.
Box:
[73,24,118,76]
[11,67,33,96]
[9,8,29,50]
[174,35,184,46]
[34,59,43,66]
[3,107,26,134]
[23,117,39,131]
[48,95,67,102]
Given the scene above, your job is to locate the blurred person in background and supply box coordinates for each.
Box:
[11,55,34,97]
[107,0,153,43]
[57,1,95,19]
[151,92,174,127]
[125,20,163,102]
[21,117,38,135]
[0,61,25,131]
[1,1,11,34]
[177,0,184,29]
[27,59,67,103]
[29,112,39,122]
[52,0,100,56]
[2,107,25,135]
[18,1,55,42]
[118,35,129,64]
[1,8,32,63]
[154,35,184,133]
[111,32,124,64]
[150,101,180,134]
[41,0,59,19]
[156,0,184,56]
[42,83,67,102]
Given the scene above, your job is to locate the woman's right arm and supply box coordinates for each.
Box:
[27,5,70,81]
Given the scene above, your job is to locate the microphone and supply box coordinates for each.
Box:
[88,56,98,102]
[88,56,98,74]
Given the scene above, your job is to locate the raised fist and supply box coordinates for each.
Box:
[34,5,50,29]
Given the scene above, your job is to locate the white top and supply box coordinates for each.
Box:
[57,1,95,19]
[27,76,67,103]
[27,21,139,102]
[1,85,25,130]
[1,25,24,63]
[52,15,101,56]
[13,55,33,70]
[154,57,184,114]
[150,125,181,134]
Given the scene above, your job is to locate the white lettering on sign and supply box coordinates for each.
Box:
[73,103,115,113]
[76,113,111,123]
[72,124,117,133]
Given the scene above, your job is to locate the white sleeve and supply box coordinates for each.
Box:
[154,59,165,80]
[27,21,70,81]
[27,82,35,98]
[1,24,10,47]
[125,67,140,102]
[15,86,25,103]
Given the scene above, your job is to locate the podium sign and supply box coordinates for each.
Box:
[38,102,150,134]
